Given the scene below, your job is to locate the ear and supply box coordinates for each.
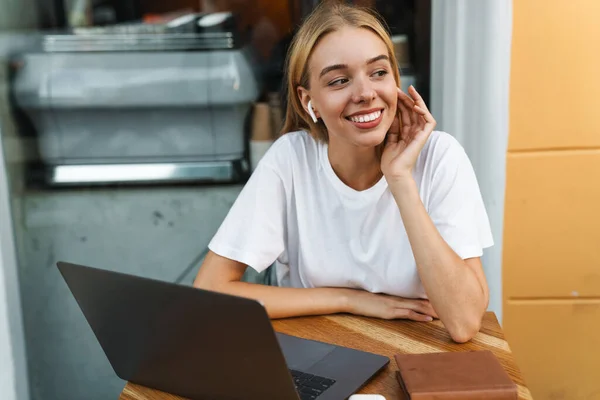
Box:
[297,86,319,118]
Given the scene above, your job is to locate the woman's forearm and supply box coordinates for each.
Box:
[194,251,441,321]
[195,279,351,319]
[388,177,488,342]
[193,251,353,319]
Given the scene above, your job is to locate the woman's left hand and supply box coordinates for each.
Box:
[381,85,436,182]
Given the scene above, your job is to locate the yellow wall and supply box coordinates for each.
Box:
[504,1,600,399]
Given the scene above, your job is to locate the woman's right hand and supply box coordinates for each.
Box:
[343,289,438,322]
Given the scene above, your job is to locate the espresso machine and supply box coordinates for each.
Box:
[10,11,260,185]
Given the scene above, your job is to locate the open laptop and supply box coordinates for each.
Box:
[57,261,389,400]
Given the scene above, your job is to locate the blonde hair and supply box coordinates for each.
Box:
[281,1,401,142]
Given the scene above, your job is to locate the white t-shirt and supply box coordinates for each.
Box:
[209,130,493,299]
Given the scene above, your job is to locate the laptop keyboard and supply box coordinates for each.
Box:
[290,369,336,399]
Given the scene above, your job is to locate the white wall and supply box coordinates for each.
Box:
[0,246,18,400]
[0,248,16,400]
[431,0,513,323]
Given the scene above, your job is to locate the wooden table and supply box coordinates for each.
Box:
[120,312,532,400]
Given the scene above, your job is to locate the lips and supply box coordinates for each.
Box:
[346,109,382,123]
[345,108,384,129]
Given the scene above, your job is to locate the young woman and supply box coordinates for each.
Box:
[194,2,493,343]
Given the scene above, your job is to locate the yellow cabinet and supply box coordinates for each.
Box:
[509,0,600,151]
[504,301,600,400]
[506,0,600,398]
[504,151,600,298]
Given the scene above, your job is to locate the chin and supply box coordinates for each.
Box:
[355,130,387,147]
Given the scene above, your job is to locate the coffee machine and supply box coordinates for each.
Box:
[11,10,259,185]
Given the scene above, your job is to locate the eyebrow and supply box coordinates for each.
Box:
[319,54,390,78]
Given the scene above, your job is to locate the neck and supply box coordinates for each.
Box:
[327,139,382,191]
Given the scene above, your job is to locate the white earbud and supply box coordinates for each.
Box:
[307,100,318,123]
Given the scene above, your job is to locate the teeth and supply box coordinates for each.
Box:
[350,110,381,123]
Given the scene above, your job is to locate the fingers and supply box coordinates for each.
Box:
[399,309,433,322]
[396,88,412,135]
[386,116,400,145]
[414,105,435,126]
[357,292,438,322]
[397,87,415,109]
[424,302,439,319]
[412,300,438,318]
[393,297,438,319]
[409,86,436,130]
[408,85,428,111]
[388,115,400,135]
[386,133,400,145]
[397,88,418,127]
[380,307,433,322]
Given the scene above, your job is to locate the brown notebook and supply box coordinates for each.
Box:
[394,350,518,399]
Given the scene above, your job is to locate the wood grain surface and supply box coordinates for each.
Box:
[120,312,532,400]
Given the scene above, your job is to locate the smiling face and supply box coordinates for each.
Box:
[298,26,398,148]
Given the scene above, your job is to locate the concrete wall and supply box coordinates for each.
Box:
[15,185,244,399]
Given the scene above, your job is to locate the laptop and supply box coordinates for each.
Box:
[57,261,389,400]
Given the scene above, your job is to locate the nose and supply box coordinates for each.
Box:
[351,76,376,103]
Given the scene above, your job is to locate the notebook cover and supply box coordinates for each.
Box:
[394,350,518,399]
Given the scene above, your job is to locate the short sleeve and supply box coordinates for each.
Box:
[208,157,287,273]
[426,135,494,259]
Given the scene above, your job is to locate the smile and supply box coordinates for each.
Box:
[345,109,384,129]
[347,109,382,123]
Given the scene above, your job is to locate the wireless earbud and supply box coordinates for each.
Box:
[307,100,318,123]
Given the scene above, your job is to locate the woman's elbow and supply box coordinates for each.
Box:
[192,268,223,292]
[447,316,482,343]
[192,276,209,290]
[192,251,244,292]
[193,272,230,292]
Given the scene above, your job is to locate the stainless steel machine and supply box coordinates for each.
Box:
[10,13,259,185]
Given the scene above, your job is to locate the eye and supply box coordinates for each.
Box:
[372,69,388,78]
[328,77,349,86]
